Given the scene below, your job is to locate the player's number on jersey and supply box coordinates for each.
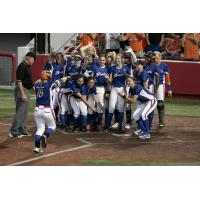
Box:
[37,88,44,98]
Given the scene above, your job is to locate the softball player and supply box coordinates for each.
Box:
[65,54,83,79]
[49,53,64,125]
[123,51,136,129]
[144,53,160,130]
[59,54,83,129]
[33,71,67,153]
[92,54,110,130]
[83,54,98,78]
[125,76,157,139]
[152,51,172,127]
[69,74,96,132]
[104,53,130,132]
[86,77,103,131]
[58,81,72,129]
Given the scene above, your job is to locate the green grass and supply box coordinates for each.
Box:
[80,160,200,166]
[0,89,35,117]
[0,89,200,118]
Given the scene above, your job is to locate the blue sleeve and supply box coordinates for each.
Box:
[142,71,148,82]
[92,87,97,95]
[125,65,132,76]
[81,85,87,95]
[107,66,113,74]
[164,64,171,73]
[70,83,78,93]
[155,66,161,74]
[60,66,64,77]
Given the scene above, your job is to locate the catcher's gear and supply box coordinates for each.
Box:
[41,70,52,80]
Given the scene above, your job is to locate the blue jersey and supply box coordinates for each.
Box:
[93,65,109,86]
[86,86,97,96]
[83,63,98,77]
[129,84,154,103]
[51,62,64,81]
[34,80,54,107]
[145,63,159,85]
[63,57,74,77]
[69,81,87,98]
[111,65,129,87]
[135,70,149,86]
[157,63,171,84]
[65,64,82,79]
[152,63,171,85]
[124,63,133,77]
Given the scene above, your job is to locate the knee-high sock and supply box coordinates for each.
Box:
[148,111,154,129]
[54,106,59,121]
[73,117,79,129]
[44,128,55,138]
[114,109,119,123]
[67,113,73,126]
[34,135,41,148]
[87,114,94,125]
[60,113,67,126]
[126,110,132,124]
[142,119,150,134]
[97,113,103,125]
[118,112,124,128]
[105,113,113,129]
[136,118,146,133]
[80,115,87,129]
[105,109,108,121]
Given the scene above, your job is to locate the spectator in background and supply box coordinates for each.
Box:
[161,34,182,59]
[145,33,164,52]
[183,33,200,60]
[105,33,121,53]
[119,33,129,50]
[121,33,145,58]
[79,33,97,48]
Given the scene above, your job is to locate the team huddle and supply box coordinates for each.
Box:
[33,46,172,153]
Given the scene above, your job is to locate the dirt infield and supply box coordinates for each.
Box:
[0,115,200,166]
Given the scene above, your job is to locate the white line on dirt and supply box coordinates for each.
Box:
[81,140,200,145]
[57,129,84,135]
[7,139,94,166]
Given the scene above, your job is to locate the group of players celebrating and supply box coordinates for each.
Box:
[33,44,172,153]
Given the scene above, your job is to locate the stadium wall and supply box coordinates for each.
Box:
[164,60,200,96]
[31,55,200,96]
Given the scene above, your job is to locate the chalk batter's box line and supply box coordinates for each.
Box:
[77,137,200,145]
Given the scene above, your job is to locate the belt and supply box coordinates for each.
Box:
[36,105,51,109]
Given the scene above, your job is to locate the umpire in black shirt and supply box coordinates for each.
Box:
[9,52,36,138]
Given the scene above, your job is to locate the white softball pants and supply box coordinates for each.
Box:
[34,106,56,137]
[96,86,105,113]
[108,86,125,113]
[132,99,157,121]
[70,96,87,118]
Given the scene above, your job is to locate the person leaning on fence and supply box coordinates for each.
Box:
[9,52,36,138]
